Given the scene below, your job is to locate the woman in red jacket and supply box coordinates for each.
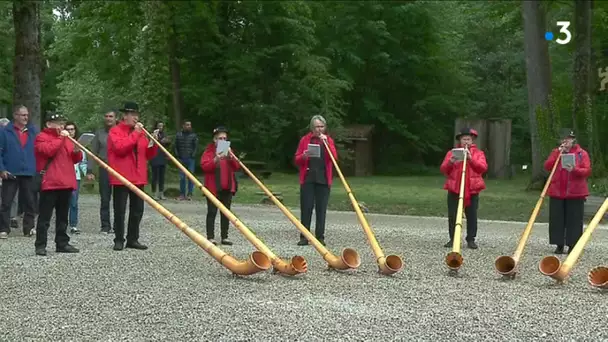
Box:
[294,115,337,246]
[440,128,488,249]
[200,126,240,245]
[544,129,591,254]
[107,102,159,251]
[33,112,82,256]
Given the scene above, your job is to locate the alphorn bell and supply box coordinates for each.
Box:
[539,196,608,283]
[69,137,271,276]
[142,129,307,276]
[229,151,361,271]
[445,148,468,272]
[587,265,608,289]
[495,155,561,278]
[321,140,403,275]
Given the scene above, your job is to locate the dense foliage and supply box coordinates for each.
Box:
[2,0,607,179]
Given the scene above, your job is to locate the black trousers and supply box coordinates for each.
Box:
[98,168,112,231]
[300,182,330,241]
[34,189,71,249]
[206,190,233,240]
[447,192,479,242]
[0,176,36,234]
[113,185,144,244]
[151,165,166,193]
[548,197,584,248]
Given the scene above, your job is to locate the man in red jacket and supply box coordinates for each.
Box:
[33,112,82,256]
[440,127,488,249]
[544,129,591,254]
[294,115,338,246]
[200,126,240,245]
[107,102,159,251]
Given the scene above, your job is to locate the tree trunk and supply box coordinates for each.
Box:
[167,3,183,127]
[572,0,592,141]
[521,0,552,184]
[12,0,41,127]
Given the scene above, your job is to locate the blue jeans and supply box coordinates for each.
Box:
[69,181,80,227]
[179,158,195,196]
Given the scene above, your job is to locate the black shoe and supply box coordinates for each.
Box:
[318,239,326,246]
[113,242,124,251]
[444,240,453,248]
[297,239,309,246]
[554,245,564,254]
[56,244,80,253]
[35,248,47,256]
[221,239,233,246]
[566,246,573,254]
[126,241,148,250]
[208,238,217,245]
[467,240,478,249]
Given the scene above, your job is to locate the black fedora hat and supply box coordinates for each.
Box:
[119,101,139,113]
[455,127,478,140]
[45,111,66,123]
[212,126,229,136]
[559,128,575,139]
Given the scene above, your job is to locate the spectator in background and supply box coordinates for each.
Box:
[544,129,591,254]
[149,121,170,200]
[0,105,38,239]
[86,109,117,233]
[174,120,198,200]
[0,118,19,230]
[65,121,87,234]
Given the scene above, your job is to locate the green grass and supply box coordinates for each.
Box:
[83,171,545,222]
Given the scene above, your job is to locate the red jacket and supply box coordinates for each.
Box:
[440,144,488,206]
[200,143,240,196]
[107,122,158,186]
[544,144,591,199]
[294,133,338,186]
[34,129,82,191]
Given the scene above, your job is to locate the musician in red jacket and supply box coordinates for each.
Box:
[440,127,488,249]
[294,115,338,246]
[107,102,159,251]
[544,129,591,254]
[33,112,82,256]
[200,126,240,245]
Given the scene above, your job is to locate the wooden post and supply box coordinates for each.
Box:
[487,119,512,179]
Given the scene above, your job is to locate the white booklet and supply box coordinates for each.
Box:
[217,140,231,156]
[307,143,321,158]
[561,153,575,168]
[451,148,465,161]
[78,133,95,146]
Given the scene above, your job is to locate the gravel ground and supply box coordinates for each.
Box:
[1,194,607,342]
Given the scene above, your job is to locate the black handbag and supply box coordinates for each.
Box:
[32,140,65,193]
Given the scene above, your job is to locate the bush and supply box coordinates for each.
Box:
[590,178,608,197]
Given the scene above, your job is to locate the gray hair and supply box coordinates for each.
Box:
[309,115,327,131]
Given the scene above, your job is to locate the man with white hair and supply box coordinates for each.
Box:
[0,105,39,239]
[0,118,20,230]
[293,115,338,246]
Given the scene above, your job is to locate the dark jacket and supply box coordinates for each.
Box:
[150,130,169,166]
[0,122,39,176]
[174,131,199,159]
[87,126,112,174]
